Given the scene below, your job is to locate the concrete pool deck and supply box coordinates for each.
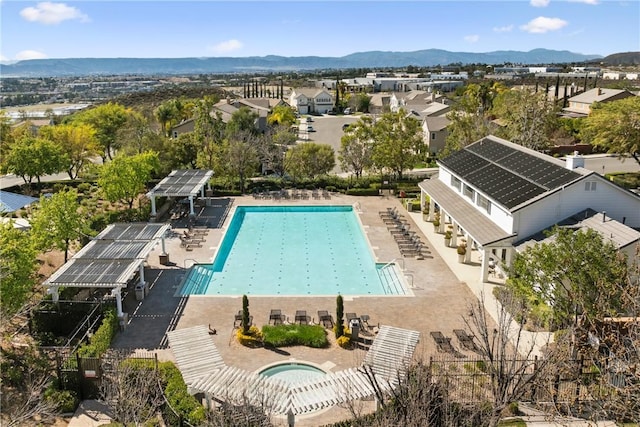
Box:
[111,193,496,425]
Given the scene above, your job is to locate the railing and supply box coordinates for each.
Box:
[378,261,407,295]
[381,257,404,271]
[183,258,198,269]
[404,272,414,289]
[353,201,362,213]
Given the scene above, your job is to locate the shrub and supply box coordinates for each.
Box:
[335,295,344,338]
[262,324,328,348]
[337,335,351,348]
[236,325,263,347]
[159,362,206,425]
[457,244,467,255]
[77,307,119,357]
[44,387,79,413]
[444,230,452,239]
[345,188,379,196]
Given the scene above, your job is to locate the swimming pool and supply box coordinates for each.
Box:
[179,205,406,296]
[259,362,327,385]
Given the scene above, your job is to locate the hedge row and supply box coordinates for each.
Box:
[77,308,119,358]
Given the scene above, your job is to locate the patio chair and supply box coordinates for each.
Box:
[317,310,334,329]
[295,310,309,324]
[453,329,481,353]
[234,311,253,329]
[430,331,456,353]
[269,309,285,325]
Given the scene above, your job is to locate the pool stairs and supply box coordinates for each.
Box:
[377,263,406,295]
[183,264,213,294]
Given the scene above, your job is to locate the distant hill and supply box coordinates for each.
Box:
[600,52,640,66]
[0,48,603,77]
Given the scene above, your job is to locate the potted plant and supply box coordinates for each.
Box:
[422,205,430,221]
[457,243,467,263]
[444,230,452,246]
[432,212,440,231]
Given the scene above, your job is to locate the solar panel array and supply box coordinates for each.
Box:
[440,137,582,209]
[54,260,137,286]
[150,169,213,197]
[79,241,152,260]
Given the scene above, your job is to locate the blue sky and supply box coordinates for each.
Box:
[1,1,638,62]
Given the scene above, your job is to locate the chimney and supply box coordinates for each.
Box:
[597,87,602,96]
[602,211,606,223]
[565,151,585,170]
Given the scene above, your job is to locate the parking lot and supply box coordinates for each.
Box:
[297,114,361,174]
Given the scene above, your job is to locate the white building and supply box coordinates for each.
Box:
[289,88,333,114]
[419,135,640,282]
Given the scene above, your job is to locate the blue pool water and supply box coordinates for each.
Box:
[179,205,404,296]
[259,362,327,385]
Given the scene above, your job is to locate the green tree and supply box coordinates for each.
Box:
[507,227,629,329]
[2,136,66,185]
[224,131,260,193]
[171,132,200,169]
[335,295,344,338]
[267,105,296,127]
[194,101,226,170]
[39,123,99,179]
[285,143,336,180]
[226,107,259,136]
[30,188,84,263]
[258,124,297,177]
[492,88,559,150]
[154,100,182,137]
[443,90,493,155]
[353,92,371,113]
[242,295,251,335]
[0,222,38,316]
[98,152,159,210]
[338,116,374,178]
[370,110,422,179]
[581,96,640,165]
[72,102,129,161]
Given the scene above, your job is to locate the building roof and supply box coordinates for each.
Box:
[0,191,39,213]
[424,116,451,132]
[95,222,169,241]
[568,88,635,104]
[438,135,587,211]
[291,88,332,98]
[147,169,214,199]
[419,177,515,246]
[515,208,640,251]
[422,102,450,117]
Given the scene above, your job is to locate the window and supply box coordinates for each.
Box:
[463,184,475,201]
[451,176,462,191]
[431,132,436,140]
[584,181,597,191]
[477,194,491,214]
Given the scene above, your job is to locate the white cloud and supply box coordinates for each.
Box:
[464,35,480,43]
[208,39,243,54]
[530,0,550,7]
[15,50,48,60]
[0,53,7,61]
[493,24,514,33]
[520,16,568,33]
[20,2,89,25]
[568,0,598,4]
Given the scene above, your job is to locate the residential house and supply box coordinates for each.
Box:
[562,88,636,118]
[289,88,333,115]
[368,93,392,114]
[422,116,451,156]
[422,101,450,117]
[419,135,640,282]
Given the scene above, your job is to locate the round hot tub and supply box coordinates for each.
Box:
[259,361,327,385]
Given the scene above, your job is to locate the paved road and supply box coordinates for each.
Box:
[0,172,70,190]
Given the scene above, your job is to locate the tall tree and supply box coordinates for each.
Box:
[492,88,559,151]
[258,124,297,177]
[170,132,200,169]
[338,116,374,178]
[224,131,260,193]
[226,107,259,136]
[370,110,422,180]
[2,136,66,185]
[30,188,84,262]
[72,102,129,161]
[98,152,159,210]
[154,100,181,137]
[581,96,640,165]
[0,222,38,316]
[285,143,336,180]
[267,105,296,127]
[39,123,99,179]
[507,227,629,329]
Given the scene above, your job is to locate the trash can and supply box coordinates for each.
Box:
[159,253,169,265]
[135,283,145,301]
[349,319,360,341]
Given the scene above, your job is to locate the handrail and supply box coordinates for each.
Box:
[380,257,404,271]
[404,272,415,289]
[184,258,198,269]
[353,201,362,213]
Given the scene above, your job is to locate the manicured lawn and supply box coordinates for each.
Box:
[262,324,328,348]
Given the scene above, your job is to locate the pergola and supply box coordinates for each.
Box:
[146,169,214,218]
[44,223,170,321]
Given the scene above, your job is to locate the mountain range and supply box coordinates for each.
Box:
[1,49,603,77]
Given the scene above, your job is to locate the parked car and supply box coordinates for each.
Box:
[307,125,315,132]
[342,123,351,131]
[306,117,313,123]
[343,108,351,115]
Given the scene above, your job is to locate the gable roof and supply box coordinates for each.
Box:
[0,191,39,213]
[515,209,640,251]
[292,88,332,98]
[422,102,450,117]
[439,135,587,210]
[424,116,451,132]
[568,88,635,104]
